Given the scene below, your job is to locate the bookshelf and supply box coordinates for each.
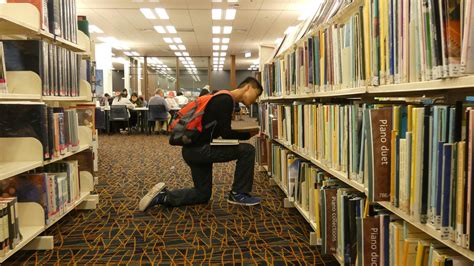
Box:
[258,0,474,263]
[0,3,87,53]
[0,2,97,262]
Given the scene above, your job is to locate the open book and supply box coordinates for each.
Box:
[210,139,239,146]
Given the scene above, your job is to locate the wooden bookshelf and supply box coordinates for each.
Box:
[0,93,42,101]
[42,96,89,102]
[367,75,474,94]
[272,139,366,193]
[378,202,474,261]
[260,87,366,101]
[43,144,91,165]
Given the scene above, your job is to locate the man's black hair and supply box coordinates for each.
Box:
[177,91,183,96]
[237,77,263,96]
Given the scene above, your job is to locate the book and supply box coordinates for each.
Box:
[210,139,239,146]
[0,42,7,94]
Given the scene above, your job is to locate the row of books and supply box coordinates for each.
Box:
[268,142,472,264]
[0,102,96,159]
[263,0,474,97]
[0,197,20,257]
[4,40,82,97]
[6,0,79,43]
[259,100,474,252]
[0,160,82,225]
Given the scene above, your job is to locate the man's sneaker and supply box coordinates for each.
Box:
[227,191,261,206]
[139,182,167,211]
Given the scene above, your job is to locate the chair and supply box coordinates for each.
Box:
[148,104,169,135]
[109,105,130,134]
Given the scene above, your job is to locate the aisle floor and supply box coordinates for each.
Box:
[6,118,337,265]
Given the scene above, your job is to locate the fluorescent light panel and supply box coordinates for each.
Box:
[182,52,189,56]
[163,37,173,43]
[212,26,221,34]
[220,52,226,56]
[245,52,251,58]
[222,38,229,44]
[166,25,177,33]
[213,45,220,50]
[223,26,232,34]
[212,9,222,20]
[155,8,169,19]
[140,8,156,19]
[221,45,228,50]
[225,9,236,20]
[213,38,220,43]
[89,25,103,34]
[154,26,166,33]
[169,45,178,50]
[173,37,182,43]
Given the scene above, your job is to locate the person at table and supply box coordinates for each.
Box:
[122,89,129,98]
[130,92,144,107]
[148,89,170,133]
[100,93,111,106]
[175,91,189,107]
[111,92,134,133]
[165,91,179,110]
[139,95,147,107]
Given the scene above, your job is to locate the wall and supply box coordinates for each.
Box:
[112,70,125,92]
[211,70,255,90]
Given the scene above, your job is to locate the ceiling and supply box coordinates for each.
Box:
[77,0,311,69]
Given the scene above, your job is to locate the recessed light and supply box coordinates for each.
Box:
[169,45,178,50]
[182,52,189,56]
[220,52,226,56]
[166,25,177,33]
[140,8,156,19]
[163,37,173,43]
[223,26,232,34]
[178,45,186,50]
[245,52,251,58]
[212,9,222,20]
[175,52,182,56]
[213,38,220,43]
[179,57,186,61]
[221,45,228,50]
[89,25,103,34]
[124,51,132,56]
[173,37,182,43]
[225,9,236,20]
[212,26,221,34]
[130,51,139,56]
[227,0,238,2]
[275,38,283,44]
[155,8,169,19]
[222,38,230,44]
[185,57,192,61]
[213,52,219,56]
[213,45,220,50]
[154,26,166,33]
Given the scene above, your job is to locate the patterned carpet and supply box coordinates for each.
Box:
[5,117,338,265]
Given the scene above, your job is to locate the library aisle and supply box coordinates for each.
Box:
[4,125,337,264]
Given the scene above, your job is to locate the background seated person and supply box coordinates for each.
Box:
[165,91,180,110]
[148,89,170,133]
[111,92,134,133]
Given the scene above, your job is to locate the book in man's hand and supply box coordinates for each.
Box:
[210,139,240,146]
[232,125,260,133]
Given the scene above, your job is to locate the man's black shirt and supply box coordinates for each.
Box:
[194,94,250,145]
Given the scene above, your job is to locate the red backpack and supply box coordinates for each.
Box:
[169,90,234,146]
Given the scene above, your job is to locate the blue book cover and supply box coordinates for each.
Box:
[308,37,314,86]
[314,35,320,87]
[435,141,445,223]
[399,105,408,138]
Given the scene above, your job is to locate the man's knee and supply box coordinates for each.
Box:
[239,143,255,156]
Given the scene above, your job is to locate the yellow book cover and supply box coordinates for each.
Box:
[407,105,413,132]
[456,141,466,245]
[402,238,419,266]
[313,105,318,158]
[415,240,430,266]
[410,108,418,214]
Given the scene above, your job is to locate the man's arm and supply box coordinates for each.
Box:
[212,96,250,140]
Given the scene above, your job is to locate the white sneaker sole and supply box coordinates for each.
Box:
[139,182,166,211]
[226,198,261,206]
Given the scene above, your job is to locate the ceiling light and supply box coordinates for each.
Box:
[178,45,186,50]
[169,45,178,50]
[223,26,232,34]
[225,9,236,20]
[245,52,251,58]
[220,52,226,56]
[140,8,156,19]
[213,45,220,50]
[182,52,189,56]
[222,38,230,44]
[131,51,140,56]
[253,58,259,64]
[155,8,169,19]
[185,57,192,61]
[89,25,103,34]
[179,57,186,61]
[175,52,182,56]
[221,45,228,50]
[154,26,166,33]
[213,38,220,43]
[166,26,177,33]
[284,26,296,35]
[248,67,252,70]
[212,26,221,34]
[124,51,133,56]
[163,37,173,43]
[173,37,182,43]
[275,38,283,45]
[212,9,222,20]
[213,52,219,56]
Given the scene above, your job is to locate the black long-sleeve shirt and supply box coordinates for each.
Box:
[194,94,250,145]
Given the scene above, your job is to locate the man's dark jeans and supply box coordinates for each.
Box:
[165,143,255,207]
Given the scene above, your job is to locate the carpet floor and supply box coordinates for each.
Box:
[5,118,338,265]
